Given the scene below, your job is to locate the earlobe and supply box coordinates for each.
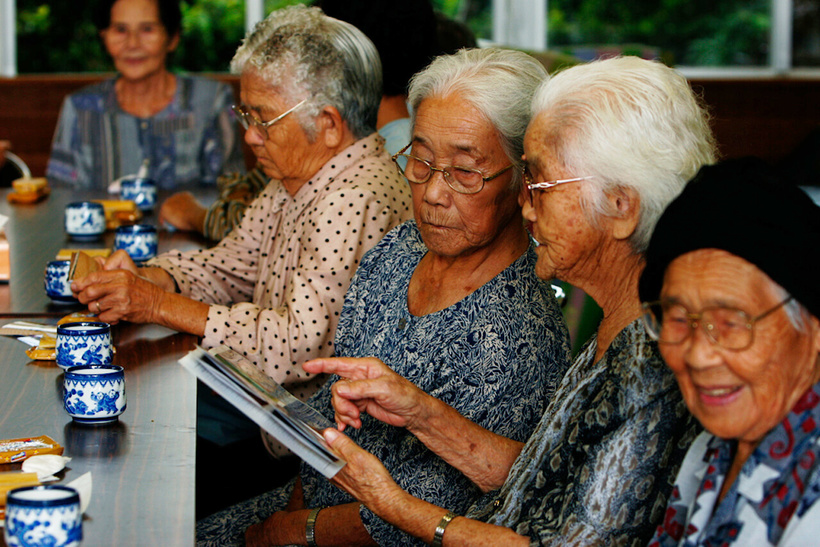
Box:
[321,106,344,149]
[609,187,641,241]
[168,33,181,53]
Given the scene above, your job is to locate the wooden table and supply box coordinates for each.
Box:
[0,186,215,545]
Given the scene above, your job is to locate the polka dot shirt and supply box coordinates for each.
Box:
[150,133,411,402]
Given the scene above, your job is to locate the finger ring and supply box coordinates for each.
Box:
[95,301,102,314]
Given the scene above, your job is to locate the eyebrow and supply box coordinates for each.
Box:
[410,136,488,165]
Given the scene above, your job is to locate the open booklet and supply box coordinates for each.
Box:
[178,345,345,478]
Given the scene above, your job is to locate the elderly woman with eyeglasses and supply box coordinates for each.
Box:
[639,158,820,546]
[196,47,572,547]
[301,56,717,546]
[72,6,411,404]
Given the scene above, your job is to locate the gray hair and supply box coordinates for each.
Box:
[230,5,382,140]
[531,56,717,252]
[408,47,548,190]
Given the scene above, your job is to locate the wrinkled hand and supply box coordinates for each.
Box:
[302,357,430,431]
[158,191,207,232]
[71,252,165,325]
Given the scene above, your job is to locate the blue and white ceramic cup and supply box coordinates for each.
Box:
[120,176,157,211]
[114,224,158,261]
[4,485,82,547]
[44,260,77,303]
[56,321,113,370]
[63,364,126,424]
[64,201,106,241]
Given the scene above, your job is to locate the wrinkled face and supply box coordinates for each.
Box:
[239,70,328,194]
[102,0,178,82]
[409,93,520,258]
[520,112,608,284]
[659,249,820,444]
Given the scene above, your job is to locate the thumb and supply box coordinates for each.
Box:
[323,427,360,459]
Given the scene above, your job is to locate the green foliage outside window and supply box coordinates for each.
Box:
[13,0,779,73]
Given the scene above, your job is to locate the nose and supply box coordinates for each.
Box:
[244,126,264,148]
[125,29,140,48]
[422,168,452,205]
[683,321,723,370]
[520,187,536,222]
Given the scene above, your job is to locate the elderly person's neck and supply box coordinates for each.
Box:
[581,239,646,362]
[116,70,177,118]
[408,222,529,317]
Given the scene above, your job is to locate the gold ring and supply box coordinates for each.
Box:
[95,301,102,314]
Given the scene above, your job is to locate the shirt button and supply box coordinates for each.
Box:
[493,499,502,508]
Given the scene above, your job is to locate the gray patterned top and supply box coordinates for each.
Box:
[468,320,700,546]
[300,221,573,545]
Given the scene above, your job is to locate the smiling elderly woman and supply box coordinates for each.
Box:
[196,47,572,547]
[72,6,411,400]
[640,158,820,546]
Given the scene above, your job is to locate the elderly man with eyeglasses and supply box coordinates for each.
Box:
[71,6,411,446]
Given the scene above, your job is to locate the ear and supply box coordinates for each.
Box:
[318,105,346,149]
[607,186,641,241]
[167,32,181,53]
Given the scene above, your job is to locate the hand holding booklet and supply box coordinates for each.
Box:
[178,346,344,478]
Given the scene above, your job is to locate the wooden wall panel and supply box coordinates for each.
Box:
[0,73,818,178]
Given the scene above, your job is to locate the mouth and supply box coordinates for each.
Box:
[695,384,743,405]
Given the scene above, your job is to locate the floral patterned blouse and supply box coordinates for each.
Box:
[650,383,820,547]
[468,320,700,546]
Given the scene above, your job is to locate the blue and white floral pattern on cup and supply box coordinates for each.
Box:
[114,224,158,261]
[64,364,126,424]
[56,321,112,370]
[64,201,106,241]
[120,176,157,211]
[4,485,82,547]
[44,260,78,304]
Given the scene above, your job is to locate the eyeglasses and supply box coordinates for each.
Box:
[103,23,166,45]
[522,165,593,205]
[391,143,513,195]
[641,296,794,351]
[231,99,308,141]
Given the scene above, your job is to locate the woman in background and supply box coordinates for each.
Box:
[47,0,244,190]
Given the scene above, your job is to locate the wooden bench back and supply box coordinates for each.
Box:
[0,73,818,178]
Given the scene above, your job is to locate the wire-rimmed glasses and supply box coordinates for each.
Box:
[522,165,593,205]
[231,98,308,141]
[641,296,794,351]
[391,143,513,195]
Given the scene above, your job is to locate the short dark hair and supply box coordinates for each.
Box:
[94,0,182,37]
[312,0,438,97]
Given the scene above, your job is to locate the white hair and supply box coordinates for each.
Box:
[531,56,717,252]
[408,47,548,190]
[230,5,381,139]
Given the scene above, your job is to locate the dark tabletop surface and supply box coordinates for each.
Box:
[0,186,215,545]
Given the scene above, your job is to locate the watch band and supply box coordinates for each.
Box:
[306,507,321,547]
[431,511,457,547]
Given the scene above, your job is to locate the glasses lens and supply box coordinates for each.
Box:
[701,308,753,349]
[448,167,483,194]
[641,303,664,341]
[402,155,431,184]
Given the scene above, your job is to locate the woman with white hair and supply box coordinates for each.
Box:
[306,56,717,545]
[196,47,572,546]
[72,6,411,424]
